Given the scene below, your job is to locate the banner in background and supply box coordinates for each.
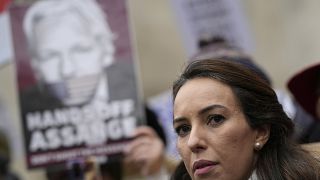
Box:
[171,0,253,57]
[10,0,143,169]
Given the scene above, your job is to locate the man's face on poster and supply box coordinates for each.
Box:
[32,12,115,105]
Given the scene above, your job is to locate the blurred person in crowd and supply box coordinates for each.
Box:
[288,63,320,143]
[193,36,271,84]
[171,59,320,180]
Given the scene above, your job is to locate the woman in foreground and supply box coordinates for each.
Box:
[171,59,320,180]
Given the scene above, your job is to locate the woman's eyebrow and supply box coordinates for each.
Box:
[173,116,186,125]
[173,104,226,125]
[198,104,226,116]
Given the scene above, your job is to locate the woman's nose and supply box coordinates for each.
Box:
[187,126,207,153]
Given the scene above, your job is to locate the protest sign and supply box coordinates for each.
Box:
[10,0,143,169]
[171,0,253,57]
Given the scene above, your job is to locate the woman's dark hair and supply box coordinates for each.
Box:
[171,59,320,180]
[170,161,191,180]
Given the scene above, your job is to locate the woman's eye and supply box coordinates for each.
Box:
[175,125,191,137]
[207,114,225,126]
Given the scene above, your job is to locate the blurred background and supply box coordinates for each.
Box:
[0,0,320,179]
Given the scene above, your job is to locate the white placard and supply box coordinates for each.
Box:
[171,0,253,57]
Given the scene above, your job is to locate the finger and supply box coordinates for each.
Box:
[124,135,153,154]
[123,146,150,166]
[124,144,164,176]
[125,142,152,162]
[128,148,159,176]
[133,126,158,138]
[129,146,151,160]
[124,126,162,154]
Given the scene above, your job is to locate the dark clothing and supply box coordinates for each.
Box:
[292,101,320,143]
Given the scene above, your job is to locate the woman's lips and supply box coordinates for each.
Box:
[193,160,218,176]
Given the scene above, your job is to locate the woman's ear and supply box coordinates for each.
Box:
[255,124,270,148]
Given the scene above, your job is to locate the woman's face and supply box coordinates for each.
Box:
[173,78,259,180]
